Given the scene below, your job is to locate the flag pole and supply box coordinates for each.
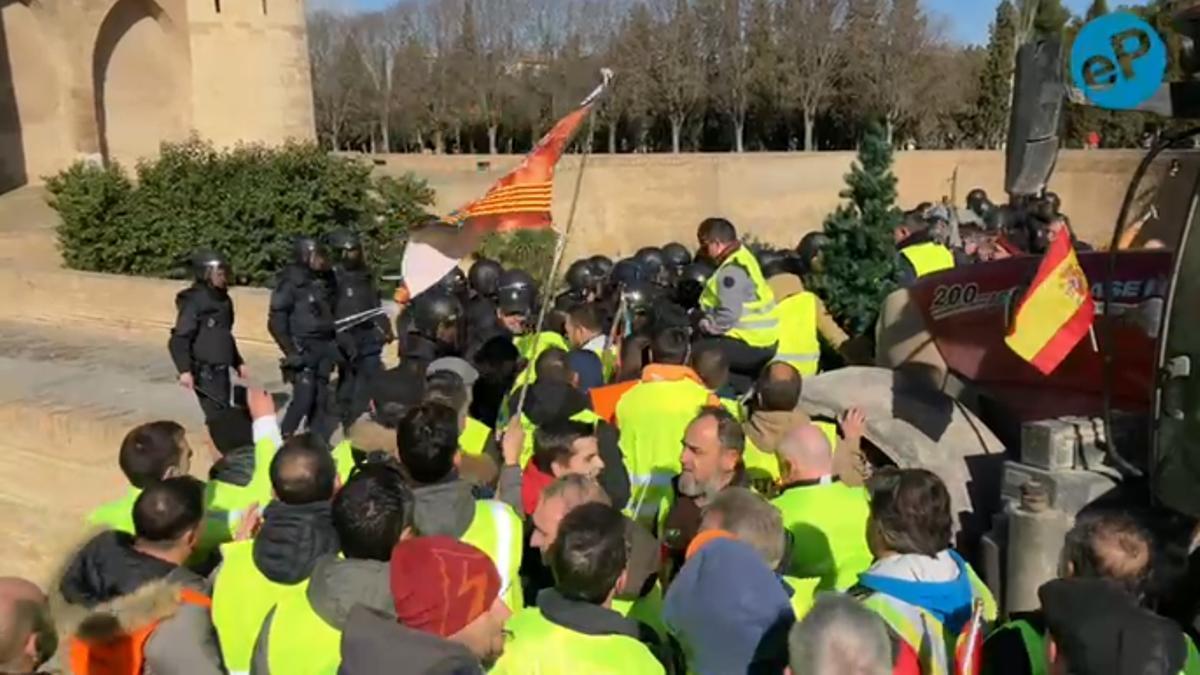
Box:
[509,71,611,427]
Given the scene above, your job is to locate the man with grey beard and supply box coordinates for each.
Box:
[661,406,749,581]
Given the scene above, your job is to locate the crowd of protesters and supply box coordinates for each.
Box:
[4,201,1199,675]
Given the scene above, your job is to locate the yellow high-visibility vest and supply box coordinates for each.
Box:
[775,292,821,376]
[616,378,713,527]
[490,607,665,675]
[900,241,955,278]
[461,499,525,612]
[211,540,309,674]
[699,247,780,347]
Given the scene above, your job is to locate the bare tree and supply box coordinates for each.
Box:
[351,7,409,152]
[651,0,706,152]
[780,0,845,151]
[698,0,756,152]
[309,11,365,150]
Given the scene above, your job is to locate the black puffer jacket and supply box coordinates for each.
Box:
[252,500,341,584]
[60,531,179,607]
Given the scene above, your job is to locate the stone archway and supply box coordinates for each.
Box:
[0,0,63,191]
[93,0,186,167]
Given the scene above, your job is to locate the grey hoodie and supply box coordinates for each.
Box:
[250,555,393,675]
[412,479,477,538]
[338,605,483,675]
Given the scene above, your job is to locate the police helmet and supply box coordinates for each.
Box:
[565,259,598,294]
[588,255,614,281]
[966,188,993,217]
[190,249,230,283]
[610,258,647,288]
[675,260,714,308]
[796,232,829,272]
[498,269,537,296]
[634,247,666,282]
[1044,191,1062,216]
[758,250,790,279]
[662,243,692,270]
[497,285,535,317]
[411,290,463,338]
[293,236,323,265]
[468,259,503,299]
[326,229,361,252]
[621,280,658,314]
[437,267,468,297]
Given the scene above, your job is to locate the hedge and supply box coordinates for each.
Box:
[47,139,434,286]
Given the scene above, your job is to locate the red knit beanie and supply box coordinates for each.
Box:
[389,536,501,638]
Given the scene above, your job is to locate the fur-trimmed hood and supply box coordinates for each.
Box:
[68,578,193,646]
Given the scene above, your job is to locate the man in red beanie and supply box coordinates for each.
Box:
[339,536,511,674]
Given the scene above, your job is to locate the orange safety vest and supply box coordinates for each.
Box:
[69,588,211,675]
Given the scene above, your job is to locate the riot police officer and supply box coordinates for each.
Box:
[467,258,503,351]
[675,259,715,310]
[401,290,464,367]
[662,242,692,282]
[634,246,668,286]
[269,236,339,440]
[328,229,393,428]
[169,250,245,423]
[559,258,599,307]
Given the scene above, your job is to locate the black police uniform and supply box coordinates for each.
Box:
[333,265,392,428]
[169,284,243,423]
[269,264,339,439]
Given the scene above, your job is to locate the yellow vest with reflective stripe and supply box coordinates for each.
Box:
[859,560,996,675]
[514,331,570,364]
[265,587,342,675]
[775,292,821,376]
[901,241,956,279]
[462,499,525,611]
[612,582,667,642]
[616,378,713,527]
[212,540,309,674]
[784,575,821,620]
[460,417,491,457]
[771,480,873,591]
[490,607,666,675]
[699,247,780,347]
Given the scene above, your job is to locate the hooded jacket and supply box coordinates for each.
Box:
[251,554,394,675]
[663,538,793,675]
[338,605,483,675]
[413,477,478,539]
[58,531,224,675]
[857,550,977,636]
[252,501,341,584]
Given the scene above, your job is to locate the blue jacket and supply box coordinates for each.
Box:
[858,550,976,635]
[663,538,794,675]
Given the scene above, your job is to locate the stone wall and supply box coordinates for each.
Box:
[0,0,314,192]
[369,150,1147,260]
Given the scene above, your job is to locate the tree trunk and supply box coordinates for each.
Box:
[671,117,683,154]
[733,116,745,153]
[433,129,445,154]
[885,117,895,146]
[330,126,339,152]
[804,110,816,152]
[607,123,618,154]
[454,125,462,154]
[488,125,499,155]
[380,109,390,153]
[415,129,424,153]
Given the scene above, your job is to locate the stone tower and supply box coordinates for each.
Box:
[0,0,316,193]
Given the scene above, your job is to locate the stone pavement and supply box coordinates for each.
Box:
[0,318,286,584]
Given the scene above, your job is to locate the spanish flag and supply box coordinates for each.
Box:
[398,72,611,299]
[1005,229,1096,375]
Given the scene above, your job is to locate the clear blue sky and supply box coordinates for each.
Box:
[337,0,1154,46]
[930,0,1154,45]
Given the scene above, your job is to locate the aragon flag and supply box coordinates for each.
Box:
[1004,228,1096,375]
[397,71,611,300]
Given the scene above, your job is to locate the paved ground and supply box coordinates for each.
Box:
[0,318,286,585]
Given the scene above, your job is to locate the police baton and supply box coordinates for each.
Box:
[335,307,389,333]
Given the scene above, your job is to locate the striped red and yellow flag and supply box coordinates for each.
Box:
[1004,229,1096,375]
[447,104,592,231]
